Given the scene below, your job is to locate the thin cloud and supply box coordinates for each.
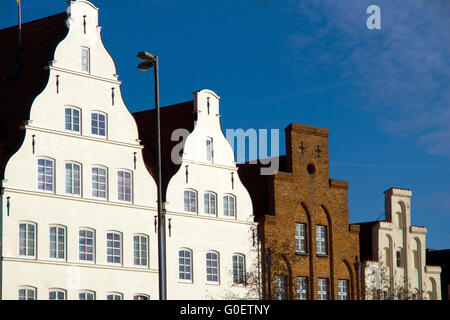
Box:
[287,0,450,155]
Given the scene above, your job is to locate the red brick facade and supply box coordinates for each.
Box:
[238,123,360,300]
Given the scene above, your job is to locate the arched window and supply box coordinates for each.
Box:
[134,234,149,267]
[65,162,82,196]
[65,107,81,133]
[106,231,122,265]
[178,248,193,282]
[232,254,246,284]
[204,191,217,216]
[92,166,107,199]
[79,228,95,262]
[106,292,123,300]
[223,194,236,218]
[184,189,198,213]
[206,251,220,284]
[117,169,133,202]
[49,288,66,300]
[18,286,36,300]
[37,157,54,192]
[134,294,149,300]
[19,221,36,258]
[79,290,95,300]
[49,225,66,260]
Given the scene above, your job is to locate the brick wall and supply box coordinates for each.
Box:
[239,123,360,300]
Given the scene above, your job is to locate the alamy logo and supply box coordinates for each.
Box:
[366,5,381,30]
[170,128,280,175]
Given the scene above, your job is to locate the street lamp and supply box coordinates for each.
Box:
[137,51,167,300]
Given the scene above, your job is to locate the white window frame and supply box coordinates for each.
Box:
[338,279,349,300]
[133,294,150,300]
[203,191,217,216]
[91,166,107,200]
[106,292,123,300]
[275,275,287,300]
[134,234,149,267]
[295,223,307,253]
[223,194,236,218]
[232,254,246,285]
[206,137,213,162]
[316,225,327,255]
[79,290,95,300]
[317,278,329,300]
[65,106,81,133]
[19,221,36,258]
[49,288,66,300]
[106,231,122,265]
[18,286,36,300]
[37,157,54,193]
[90,112,107,138]
[65,161,82,196]
[297,276,308,300]
[81,47,90,73]
[49,225,66,261]
[117,169,133,203]
[79,228,95,263]
[184,189,198,213]
[178,248,193,283]
[206,250,220,284]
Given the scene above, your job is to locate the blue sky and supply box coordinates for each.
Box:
[1,0,449,249]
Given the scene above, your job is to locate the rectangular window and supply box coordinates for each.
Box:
[107,232,122,264]
[316,225,327,255]
[91,112,106,137]
[179,249,192,282]
[19,222,36,257]
[19,287,36,300]
[232,254,245,284]
[184,189,197,213]
[317,278,329,300]
[50,226,66,260]
[206,251,219,283]
[65,107,80,132]
[295,223,307,253]
[134,235,148,266]
[396,250,403,268]
[65,162,81,195]
[79,229,95,262]
[275,275,287,300]
[49,289,66,300]
[92,167,107,199]
[206,137,213,162]
[338,280,349,300]
[118,170,132,202]
[81,47,90,72]
[223,195,236,217]
[297,277,308,300]
[37,158,54,192]
[204,192,216,215]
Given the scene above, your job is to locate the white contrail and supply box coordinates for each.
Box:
[331,162,450,172]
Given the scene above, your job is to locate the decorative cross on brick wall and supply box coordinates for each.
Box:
[315,145,321,157]
[299,142,306,154]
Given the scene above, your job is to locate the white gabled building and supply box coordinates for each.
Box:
[0,0,159,300]
[134,89,260,299]
[358,188,441,300]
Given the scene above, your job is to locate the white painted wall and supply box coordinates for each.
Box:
[363,188,441,300]
[1,0,159,300]
[164,89,259,299]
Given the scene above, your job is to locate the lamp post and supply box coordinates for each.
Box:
[354,256,361,300]
[137,51,167,300]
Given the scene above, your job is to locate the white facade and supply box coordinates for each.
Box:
[164,89,259,299]
[1,0,159,300]
[363,188,441,300]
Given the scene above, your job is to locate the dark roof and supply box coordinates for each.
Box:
[0,12,68,179]
[132,101,196,200]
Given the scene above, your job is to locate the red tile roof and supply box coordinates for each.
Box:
[0,12,68,179]
[132,101,196,200]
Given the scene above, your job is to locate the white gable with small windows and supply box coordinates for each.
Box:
[164,89,259,299]
[1,0,159,300]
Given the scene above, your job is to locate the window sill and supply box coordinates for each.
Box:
[295,251,308,256]
[316,253,328,258]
